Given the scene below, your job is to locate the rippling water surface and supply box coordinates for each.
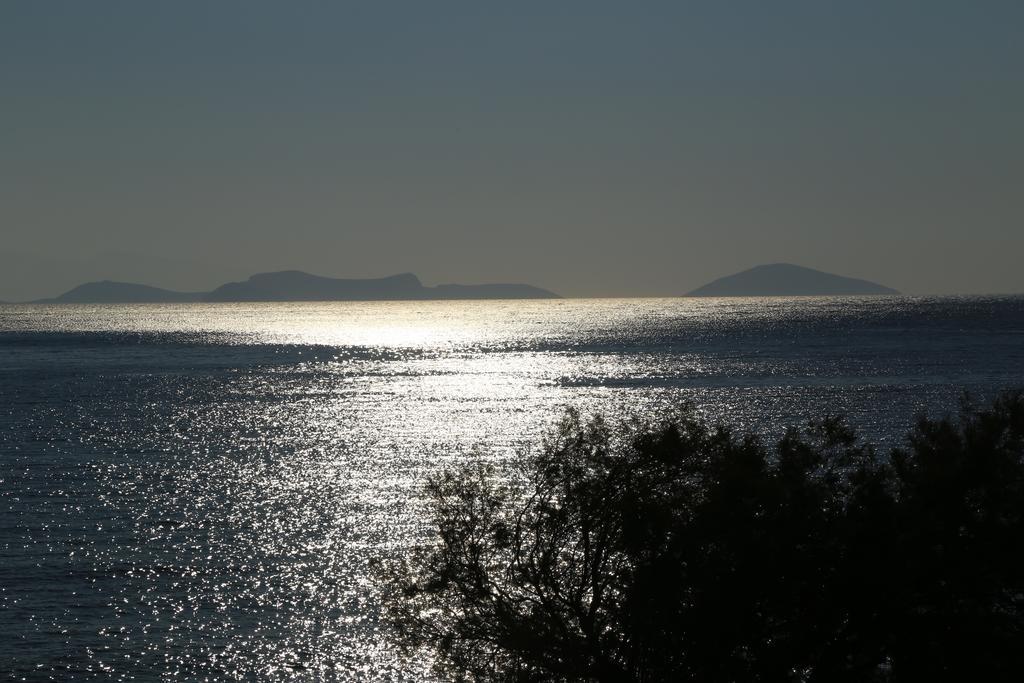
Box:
[2,297,1023,680]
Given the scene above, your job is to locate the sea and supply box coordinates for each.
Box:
[2,296,1023,680]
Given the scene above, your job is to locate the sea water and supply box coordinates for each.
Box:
[2,296,1023,679]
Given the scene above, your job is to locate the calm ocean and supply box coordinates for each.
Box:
[2,297,1023,680]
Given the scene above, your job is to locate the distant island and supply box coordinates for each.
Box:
[36,271,559,303]
[688,263,899,297]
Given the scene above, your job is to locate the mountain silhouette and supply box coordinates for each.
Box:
[36,271,558,303]
[206,271,425,301]
[688,264,899,297]
[41,281,204,303]
[431,283,560,299]
[205,271,557,301]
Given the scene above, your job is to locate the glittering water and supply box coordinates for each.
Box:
[2,297,1022,680]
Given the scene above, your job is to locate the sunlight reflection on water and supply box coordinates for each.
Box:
[1,297,1022,679]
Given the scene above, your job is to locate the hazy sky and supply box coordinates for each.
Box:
[2,1,1022,300]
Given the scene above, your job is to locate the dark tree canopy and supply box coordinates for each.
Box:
[378,392,1024,682]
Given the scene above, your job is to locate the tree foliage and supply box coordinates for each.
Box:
[379,392,1024,681]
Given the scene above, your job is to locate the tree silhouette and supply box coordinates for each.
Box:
[378,392,1024,681]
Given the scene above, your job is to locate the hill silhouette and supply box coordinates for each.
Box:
[41,281,204,303]
[688,263,898,297]
[35,271,558,303]
[205,271,425,301]
[205,271,558,301]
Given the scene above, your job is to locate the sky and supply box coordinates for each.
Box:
[1,1,1022,300]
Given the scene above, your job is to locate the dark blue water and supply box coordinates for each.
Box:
[2,297,1022,680]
